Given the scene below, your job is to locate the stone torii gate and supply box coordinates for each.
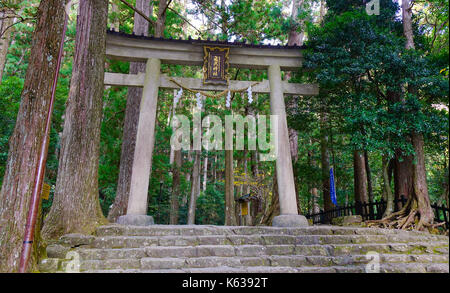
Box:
[104,30,318,227]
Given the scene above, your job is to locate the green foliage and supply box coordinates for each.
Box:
[195,183,225,225]
[0,76,22,185]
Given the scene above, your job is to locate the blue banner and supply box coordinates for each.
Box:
[330,168,338,206]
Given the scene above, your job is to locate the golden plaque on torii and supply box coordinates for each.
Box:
[203,46,230,85]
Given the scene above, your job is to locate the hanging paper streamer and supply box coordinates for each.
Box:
[174,88,183,107]
[196,92,203,109]
[226,90,231,108]
[247,86,253,104]
[330,167,338,206]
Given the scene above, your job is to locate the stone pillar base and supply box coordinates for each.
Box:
[117,215,154,226]
[272,215,309,227]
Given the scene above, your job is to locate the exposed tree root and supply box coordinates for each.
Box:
[367,197,446,234]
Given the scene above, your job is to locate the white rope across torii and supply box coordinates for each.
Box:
[168,77,258,98]
[169,78,255,109]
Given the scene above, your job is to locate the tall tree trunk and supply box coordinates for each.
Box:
[397,0,433,229]
[185,150,193,183]
[320,113,333,219]
[42,0,109,240]
[0,3,15,84]
[225,149,235,225]
[394,151,413,207]
[202,116,210,192]
[107,0,152,222]
[402,0,415,50]
[411,132,434,228]
[382,155,395,217]
[213,153,217,184]
[386,89,414,205]
[110,0,120,31]
[307,138,320,214]
[170,149,181,224]
[353,150,368,215]
[364,151,374,219]
[169,89,181,224]
[187,150,201,224]
[202,153,208,192]
[0,0,67,272]
[156,0,167,37]
[364,151,373,203]
[311,188,320,214]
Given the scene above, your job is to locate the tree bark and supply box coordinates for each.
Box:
[411,132,434,228]
[353,150,368,215]
[110,0,120,31]
[42,0,109,240]
[394,150,413,207]
[320,113,333,218]
[170,149,181,224]
[364,151,374,219]
[382,155,395,217]
[402,0,415,50]
[187,150,201,224]
[307,138,320,214]
[386,89,414,205]
[225,149,235,225]
[156,0,167,38]
[364,151,373,203]
[0,0,67,272]
[401,0,434,229]
[202,154,208,192]
[0,4,15,84]
[107,0,152,222]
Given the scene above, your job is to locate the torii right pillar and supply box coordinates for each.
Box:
[268,64,308,227]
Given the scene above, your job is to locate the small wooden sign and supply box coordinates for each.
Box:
[203,46,230,85]
[41,183,51,200]
[241,201,249,216]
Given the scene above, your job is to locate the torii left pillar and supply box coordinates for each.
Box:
[117,58,160,226]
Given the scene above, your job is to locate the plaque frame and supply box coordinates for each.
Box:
[203,46,230,85]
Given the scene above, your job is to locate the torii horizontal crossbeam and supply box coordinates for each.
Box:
[104,72,319,96]
[106,31,304,70]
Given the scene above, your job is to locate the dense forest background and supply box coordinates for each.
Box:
[0,0,448,227]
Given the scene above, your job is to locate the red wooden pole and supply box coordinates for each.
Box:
[18,9,69,273]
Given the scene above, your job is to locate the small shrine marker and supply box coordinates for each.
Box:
[41,183,51,200]
[203,46,230,85]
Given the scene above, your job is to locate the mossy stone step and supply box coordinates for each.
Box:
[95,224,446,239]
[57,234,447,249]
[82,262,449,274]
[39,225,449,273]
[71,242,448,260]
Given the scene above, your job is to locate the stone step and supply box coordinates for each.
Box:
[74,253,448,271]
[41,225,449,274]
[82,262,449,273]
[81,234,448,249]
[95,225,446,240]
[73,242,449,260]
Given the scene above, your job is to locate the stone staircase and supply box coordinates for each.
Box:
[39,225,449,273]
